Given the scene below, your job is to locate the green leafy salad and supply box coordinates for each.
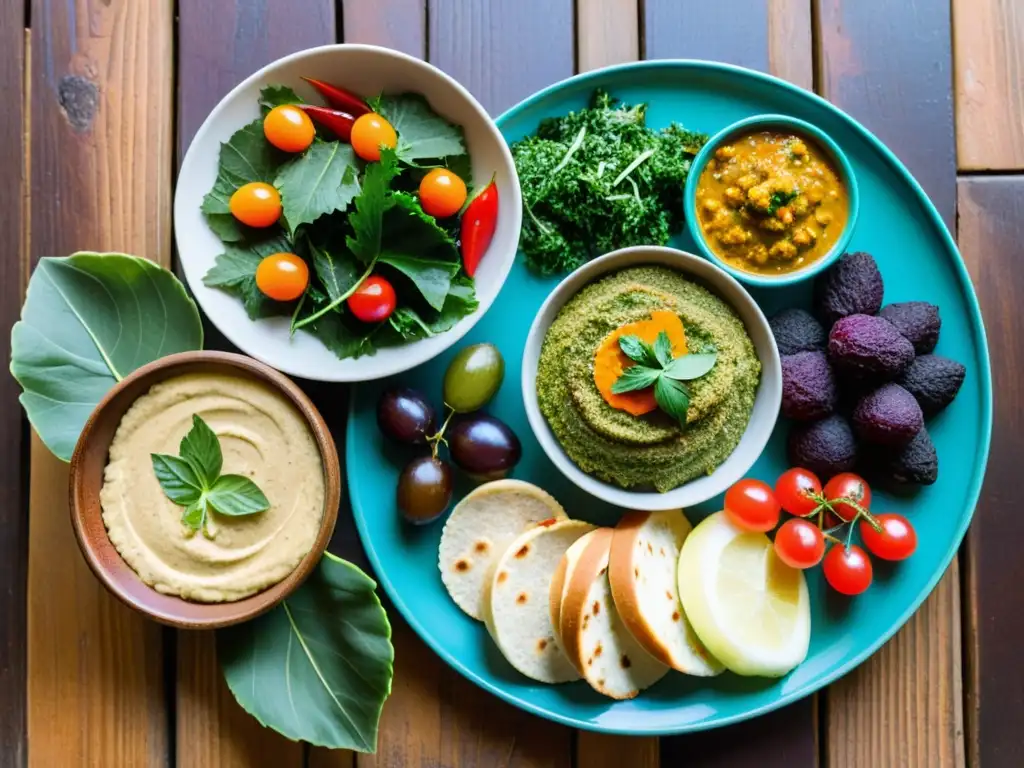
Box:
[201,85,477,359]
[511,89,708,274]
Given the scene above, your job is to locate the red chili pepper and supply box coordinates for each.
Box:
[301,77,370,117]
[300,105,356,141]
[460,178,498,277]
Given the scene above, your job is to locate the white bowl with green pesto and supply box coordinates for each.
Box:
[521,246,781,511]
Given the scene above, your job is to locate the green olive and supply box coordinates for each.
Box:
[443,343,505,412]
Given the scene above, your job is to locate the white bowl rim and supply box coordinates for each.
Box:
[174,43,523,382]
[521,245,782,511]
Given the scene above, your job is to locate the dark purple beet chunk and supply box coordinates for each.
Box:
[813,251,884,326]
[769,308,827,356]
[828,314,915,380]
[781,351,837,421]
[787,414,858,480]
[898,354,966,416]
[879,301,941,354]
[852,383,924,446]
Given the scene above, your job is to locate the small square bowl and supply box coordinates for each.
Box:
[683,114,859,288]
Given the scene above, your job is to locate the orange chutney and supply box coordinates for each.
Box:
[695,131,849,276]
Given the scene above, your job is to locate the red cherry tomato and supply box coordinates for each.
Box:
[775,467,822,517]
[824,472,872,522]
[822,544,873,595]
[419,168,468,218]
[773,518,826,569]
[263,104,315,153]
[255,253,309,301]
[229,182,282,228]
[723,479,781,532]
[351,113,397,162]
[860,513,917,561]
[347,275,397,323]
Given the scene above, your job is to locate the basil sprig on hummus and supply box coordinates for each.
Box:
[151,414,270,536]
[612,332,718,425]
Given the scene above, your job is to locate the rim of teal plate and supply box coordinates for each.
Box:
[347,59,994,735]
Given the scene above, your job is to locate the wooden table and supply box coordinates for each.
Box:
[1,1,1021,766]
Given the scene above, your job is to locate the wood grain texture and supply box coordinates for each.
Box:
[958,176,1024,768]
[341,0,426,59]
[175,2,338,765]
[577,0,639,72]
[816,0,956,228]
[26,1,172,764]
[576,732,658,768]
[428,0,575,114]
[953,0,1024,170]
[768,0,813,91]
[643,0,770,70]
[826,566,964,767]
[0,1,26,765]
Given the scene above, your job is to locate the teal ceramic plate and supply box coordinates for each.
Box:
[346,61,992,734]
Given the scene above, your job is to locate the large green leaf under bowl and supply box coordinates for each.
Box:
[345,60,992,734]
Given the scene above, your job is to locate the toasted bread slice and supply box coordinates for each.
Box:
[609,510,724,676]
[439,480,567,620]
[483,519,595,683]
[549,529,602,670]
[561,529,668,699]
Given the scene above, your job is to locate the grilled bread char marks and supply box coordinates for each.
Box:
[609,510,724,676]
[439,479,567,620]
[561,528,669,699]
[549,529,603,671]
[484,519,596,683]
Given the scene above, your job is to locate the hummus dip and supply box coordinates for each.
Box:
[100,372,325,602]
[536,265,761,492]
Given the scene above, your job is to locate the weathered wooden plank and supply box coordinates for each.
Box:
[958,176,1024,768]
[815,2,963,766]
[816,0,956,229]
[953,0,1024,170]
[341,0,425,59]
[26,1,173,764]
[175,2,337,765]
[428,0,575,114]
[768,0,813,91]
[0,2,26,765]
[643,0,770,70]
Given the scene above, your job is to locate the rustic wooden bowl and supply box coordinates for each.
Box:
[68,351,341,629]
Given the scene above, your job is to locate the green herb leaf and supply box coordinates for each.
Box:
[610,365,662,394]
[374,93,466,162]
[217,552,394,752]
[309,241,361,303]
[617,335,659,367]
[259,85,302,116]
[275,141,361,232]
[151,454,204,504]
[206,475,271,516]
[179,414,223,487]
[653,331,674,368]
[183,497,208,532]
[380,193,459,263]
[11,253,204,461]
[663,352,718,381]
[347,149,401,263]
[378,254,459,311]
[654,376,691,426]
[202,234,295,320]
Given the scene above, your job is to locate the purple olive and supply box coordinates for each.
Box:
[377,388,436,445]
[397,456,453,524]
[448,413,521,478]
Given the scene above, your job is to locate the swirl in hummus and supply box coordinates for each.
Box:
[99,372,324,602]
[536,265,761,492]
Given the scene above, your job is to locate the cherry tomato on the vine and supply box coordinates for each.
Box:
[229,182,282,228]
[348,275,397,323]
[255,252,309,301]
[419,168,467,218]
[773,518,826,569]
[823,472,872,522]
[263,104,316,153]
[775,467,822,517]
[860,513,917,561]
[724,479,781,532]
[822,544,873,595]
[351,113,397,162]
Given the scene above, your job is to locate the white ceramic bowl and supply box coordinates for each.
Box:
[521,246,781,511]
[174,44,522,382]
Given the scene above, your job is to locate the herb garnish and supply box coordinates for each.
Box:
[151,415,269,537]
[611,332,717,426]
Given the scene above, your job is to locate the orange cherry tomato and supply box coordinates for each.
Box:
[229,182,282,228]
[351,113,397,161]
[255,253,309,301]
[418,168,467,218]
[263,104,315,153]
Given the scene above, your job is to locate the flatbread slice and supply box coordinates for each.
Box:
[548,529,602,671]
[483,519,595,683]
[439,479,567,620]
[561,529,668,699]
[609,510,724,676]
